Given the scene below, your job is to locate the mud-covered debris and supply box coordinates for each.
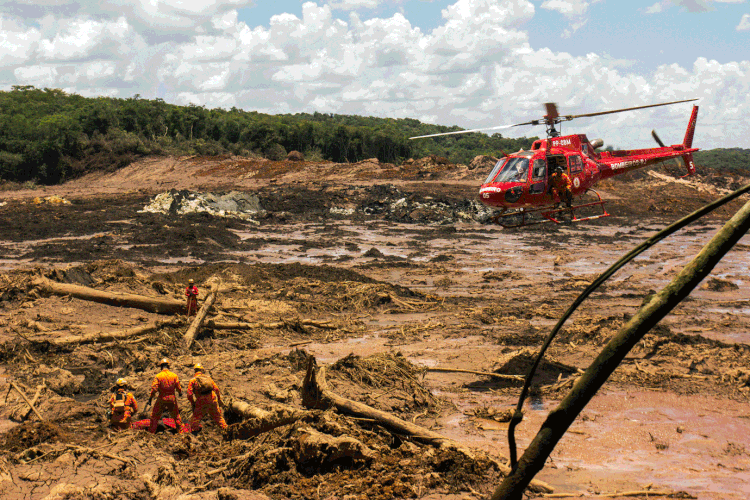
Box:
[2,421,70,452]
[33,365,85,396]
[330,352,439,412]
[494,348,579,385]
[140,189,265,219]
[293,426,374,471]
[701,277,739,292]
[286,150,305,162]
[33,195,70,205]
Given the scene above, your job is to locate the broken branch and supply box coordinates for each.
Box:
[10,382,44,422]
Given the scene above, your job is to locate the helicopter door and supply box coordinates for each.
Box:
[568,154,584,191]
[529,159,547,194]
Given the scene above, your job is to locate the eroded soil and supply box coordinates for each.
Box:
[1,155,749,500]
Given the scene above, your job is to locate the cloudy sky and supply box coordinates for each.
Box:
[1,0,749,149]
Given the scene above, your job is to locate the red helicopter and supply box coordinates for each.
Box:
[410,99,699,226]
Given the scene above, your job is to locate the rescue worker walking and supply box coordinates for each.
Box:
[147,358,186,433]
[186,279,199,317]
[187,363,228,432]
[550,166,573,208]
[108,378,137,431]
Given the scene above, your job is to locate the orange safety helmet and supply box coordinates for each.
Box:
[159,357,170,367]
[193,363,204,372]
[116,378,127,387]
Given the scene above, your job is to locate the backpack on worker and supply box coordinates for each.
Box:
[195,374,214,395]
[112,392,126,414]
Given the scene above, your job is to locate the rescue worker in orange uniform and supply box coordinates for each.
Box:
[187,363,228,432]
[550,166,573,208]
[108,378,137,430]
[147,358,186,433]
[185,279,199,317]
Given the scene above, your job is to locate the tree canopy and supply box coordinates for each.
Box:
[0,87,536,184]
[0,87,746,185]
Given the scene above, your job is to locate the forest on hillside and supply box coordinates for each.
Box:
[0,86,747,186]
[0,86,534,185]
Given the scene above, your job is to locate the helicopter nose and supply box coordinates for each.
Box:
[479,185,504,206]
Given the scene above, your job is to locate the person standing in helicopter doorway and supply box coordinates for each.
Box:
[185,278,199,317]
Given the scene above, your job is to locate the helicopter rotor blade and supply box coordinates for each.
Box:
[651,129,666,148]
[544,103,559,122]
[561,98,698,122]
[408,122,530,140]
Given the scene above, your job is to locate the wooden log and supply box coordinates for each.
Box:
[28,320,181,346]
[301,358,552,494]
[184,283,219,349]
[33,278,184,315]
[10,382,44,422]
[426,367,523,381]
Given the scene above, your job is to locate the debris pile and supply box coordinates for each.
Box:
[140,189,264,219]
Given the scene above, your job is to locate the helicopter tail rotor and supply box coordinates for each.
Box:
[651,129,666,148]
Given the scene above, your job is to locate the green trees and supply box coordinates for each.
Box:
[0,86,540,184]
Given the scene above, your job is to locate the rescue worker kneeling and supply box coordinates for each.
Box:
[109,378,137,430]
[148,358,186,433]
[188,364,227,432]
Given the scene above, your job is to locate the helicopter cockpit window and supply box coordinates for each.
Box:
[531,159,546,181]
[484,158,508,184]
[494,157,530,183]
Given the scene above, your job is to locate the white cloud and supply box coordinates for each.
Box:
[327,0,380,10]
[1,0,749,148]
[645,0,745,14]
[541,0,598,36]
[737,13,750,30]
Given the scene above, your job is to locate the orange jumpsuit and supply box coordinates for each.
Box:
[186,285,199,316]
[550,171,573,207]
[148,369,185,433]
[187,374,227,430]
[109,389,137,431]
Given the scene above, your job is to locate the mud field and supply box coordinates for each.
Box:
[1,156,750,500]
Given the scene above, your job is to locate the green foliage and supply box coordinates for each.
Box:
[694,149,750,176]
[9,86,745,185]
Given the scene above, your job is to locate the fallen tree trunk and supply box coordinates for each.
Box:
[301,358,552,494]
[27,320,182,346]
[226,400,310,440]
[184,283,219,349]
[33,278,184,315]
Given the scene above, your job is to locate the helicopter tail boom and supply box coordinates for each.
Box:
[681,105,699,175]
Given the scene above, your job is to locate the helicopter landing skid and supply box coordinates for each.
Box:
[491,190,609,228]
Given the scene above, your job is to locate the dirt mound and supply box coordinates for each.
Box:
[286,150,305,162]
[701,277,739,292]
[2,421,70,452]
[469,155,499,170]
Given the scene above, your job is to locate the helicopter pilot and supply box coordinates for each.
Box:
[514,162,528,182]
